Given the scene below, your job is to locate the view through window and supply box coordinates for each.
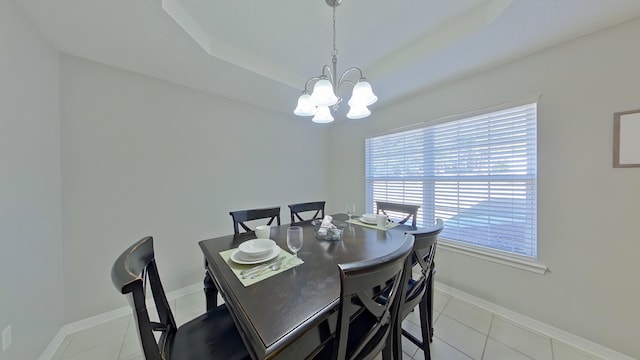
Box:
[365,103,538,259]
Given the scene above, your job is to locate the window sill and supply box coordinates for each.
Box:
[438,238,548,275]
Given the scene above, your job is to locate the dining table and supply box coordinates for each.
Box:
[198,213,415,360]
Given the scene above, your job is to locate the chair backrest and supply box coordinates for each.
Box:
[229,206,281,234]
[332,234,415,360]
[376,201,420,228]
[111,236,176,360]
[402,219,444,317]
[288,201,325,224]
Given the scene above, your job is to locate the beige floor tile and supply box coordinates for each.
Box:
[433,314,487,359]
[50,290,613,360]
[413,336,473,360]
[483,338,533,360]
[174,291,207,327]
[175,290,206,312]
[118,332,142,360]
[63,338,123,360]
[62,315,129,358]
[442,298,493,335]
[433,290,451,312]
[489,316,552,360]
[404,303,442,330]
[401,319,425,356]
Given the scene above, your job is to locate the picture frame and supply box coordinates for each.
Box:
[613,109,640,168]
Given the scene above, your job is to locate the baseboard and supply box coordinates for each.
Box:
[38,329,68,360]
[38,283,202,360]
[435,281,636,360]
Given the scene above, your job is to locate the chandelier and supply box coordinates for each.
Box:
[293,0,377,123]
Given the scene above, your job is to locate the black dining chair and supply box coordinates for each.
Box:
[313,234,415,360]
[111,236,250,360]
[396,219,444,360]
[288,201,325,224]
[229,206,281,234]
[376,201,420,228]
[204,206,282,310]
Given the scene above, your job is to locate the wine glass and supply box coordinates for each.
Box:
[346,203,356,221]
[287,226,304,258]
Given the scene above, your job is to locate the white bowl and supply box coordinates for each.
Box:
[361,213,377,222]
[238,239,276,258]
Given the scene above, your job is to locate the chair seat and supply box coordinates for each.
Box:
[171,304,250,360]
[378,278,424,305]
[314,311,389,360]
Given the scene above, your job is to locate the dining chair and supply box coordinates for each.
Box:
[396,219,444,360]
[313,234,415,360]
[229,206,281,234]
[288,201,325,224]
[203,206,283,310]
[111,236,250,360]
[376,201,420,228]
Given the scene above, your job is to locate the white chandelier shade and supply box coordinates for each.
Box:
[309,78,339,107]
[350,80,378,106]
[312,106,334,123]
[293,93,317,116]
[346,99,371,120]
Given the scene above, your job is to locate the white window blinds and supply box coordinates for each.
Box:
[366,103,537,259]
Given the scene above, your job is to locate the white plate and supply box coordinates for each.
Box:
[230,246,280,265]
[359,216,377,225]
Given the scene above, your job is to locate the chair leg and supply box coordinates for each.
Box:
[390,316,403,360]
[427,266,435,342]
[382,335,395,360]
[418,298,432,360]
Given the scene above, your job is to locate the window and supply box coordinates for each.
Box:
[366,103,537,259]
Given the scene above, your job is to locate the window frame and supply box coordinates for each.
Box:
[365,99,545,271]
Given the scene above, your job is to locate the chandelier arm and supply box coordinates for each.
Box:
[303,76,323,93]
[334,67,364,94]
[337,79,356,89]
[337,67,364,84]
[321,64,334,80]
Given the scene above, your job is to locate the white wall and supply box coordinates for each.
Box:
[0,1,64,359]
[327,17,640,358]
[59,55,329,322]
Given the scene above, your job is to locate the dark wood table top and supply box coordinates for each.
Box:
[198,214,414,359]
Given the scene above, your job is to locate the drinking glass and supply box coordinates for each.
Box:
[287,226,304,258]
[346,203,356,221]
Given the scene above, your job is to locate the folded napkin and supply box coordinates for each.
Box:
[317,215,337,236]
[346,218,400,231]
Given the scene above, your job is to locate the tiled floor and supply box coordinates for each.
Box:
[51,289,603,360]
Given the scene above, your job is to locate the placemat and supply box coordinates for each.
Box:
[346,218,400,231]
[219,247,304,287]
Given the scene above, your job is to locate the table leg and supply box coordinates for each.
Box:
[203,260,218,311]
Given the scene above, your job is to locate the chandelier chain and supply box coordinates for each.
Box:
[332,5,337,58]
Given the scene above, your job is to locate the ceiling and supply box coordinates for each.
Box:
[16,0,640,121]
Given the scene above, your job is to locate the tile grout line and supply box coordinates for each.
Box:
[117,316,132,360]
[432,313,486,360]
[479,314,494,360]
